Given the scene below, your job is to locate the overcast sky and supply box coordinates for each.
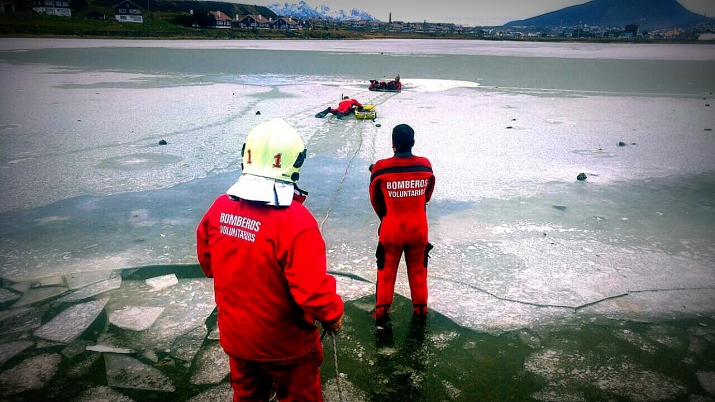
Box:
[247,0,715,26]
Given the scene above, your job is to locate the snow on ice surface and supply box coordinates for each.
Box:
[2,38,714,60]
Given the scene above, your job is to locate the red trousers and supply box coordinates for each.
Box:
[228,343,324,402]
[375,241,431,320]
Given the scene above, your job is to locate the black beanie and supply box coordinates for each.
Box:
[392,124,414,152]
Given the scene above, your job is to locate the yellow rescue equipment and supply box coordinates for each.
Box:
[355,104,376,120]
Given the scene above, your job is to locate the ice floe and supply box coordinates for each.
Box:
[104,353,175,392]
[33,298,109,343]
[0,353,61,395]
[109,306,164,331]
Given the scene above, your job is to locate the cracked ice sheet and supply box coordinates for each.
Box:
[73,385,136,402]
[580,289,715,322]
[189,343,230,385]
[99,278,215,351]
[1,41,714,342]
[490,237,715,307]
[186,383,232,402]
[525,349,687,402]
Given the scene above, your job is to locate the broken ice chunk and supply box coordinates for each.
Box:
[0,340,34,365]
[12,286,68,307]
[186,383,232,402]
[73,385,136,402]
[104,353,176,392]
[170,325,207,363]
[0,306,44,335]
[33,298,108,343]
[65,270,115,290]
[86,345,133,354]
[0,288,21,304]
[146,274,178,292]
[0,353,61,395]
[57,276,122,303]
[189,343,230,385]
[109,306,164,331]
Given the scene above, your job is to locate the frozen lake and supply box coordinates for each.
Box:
[0,38,714,401]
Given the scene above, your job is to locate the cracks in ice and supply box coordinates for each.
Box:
[318,123,365,231]
[431,275,715,312]
[316,91,398,232]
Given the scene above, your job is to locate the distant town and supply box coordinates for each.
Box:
[315,18,715,41]
[1,0,714,41]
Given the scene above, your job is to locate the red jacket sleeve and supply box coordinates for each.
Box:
[196,208,213,278]
[352,99,362,108]
[369,175,386,219]
[283,225,344,325]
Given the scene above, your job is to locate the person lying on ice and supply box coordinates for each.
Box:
[368,123,436,323]
[315,96,362,119]
[196,118,344,401]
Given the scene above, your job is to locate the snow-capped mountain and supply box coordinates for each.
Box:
[267,1,380,21]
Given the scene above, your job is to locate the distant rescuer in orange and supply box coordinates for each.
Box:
[196,118,344,401]
[368,123,436,322]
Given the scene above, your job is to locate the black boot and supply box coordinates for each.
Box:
[315,107,331,118]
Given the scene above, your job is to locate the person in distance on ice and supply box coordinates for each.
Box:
[196,118,344,401]
[368,124,435,323]
[315,95,363,119]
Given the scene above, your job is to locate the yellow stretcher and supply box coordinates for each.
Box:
[354,104,376,120]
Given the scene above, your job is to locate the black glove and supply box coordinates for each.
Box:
[357,106,364,111]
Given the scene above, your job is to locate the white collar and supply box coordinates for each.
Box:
[226,175,295,207]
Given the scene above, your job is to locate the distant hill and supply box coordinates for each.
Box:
[504,0,713,30]
[266,1,379,22]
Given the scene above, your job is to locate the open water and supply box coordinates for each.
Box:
[0,38,714,401]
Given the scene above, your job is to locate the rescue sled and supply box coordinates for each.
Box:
[355,104,376,120]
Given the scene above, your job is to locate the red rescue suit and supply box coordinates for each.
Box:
[369,152,435,320]
[332,98,362,114]
[197,192,343,400]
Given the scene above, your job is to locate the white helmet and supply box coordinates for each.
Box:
[241,118,307,183]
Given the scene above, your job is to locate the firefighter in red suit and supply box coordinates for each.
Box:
[369,124,435,322]
[315,96,362,119]
[196,118,344,402]
[332,96,361,116]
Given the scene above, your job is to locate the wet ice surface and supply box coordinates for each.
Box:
[0,38,714,400]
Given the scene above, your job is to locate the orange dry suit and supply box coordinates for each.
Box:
[369,151,435,320]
